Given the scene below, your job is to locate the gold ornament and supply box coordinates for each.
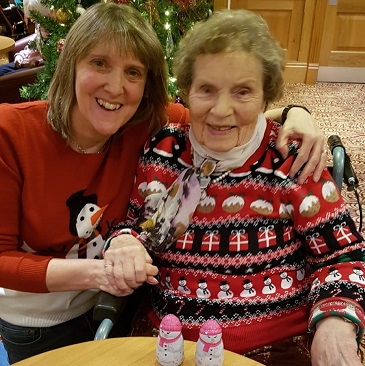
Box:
[141,0,160,25]
[56,8,72,25]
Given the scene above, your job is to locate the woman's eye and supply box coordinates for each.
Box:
[92,59,106,68]
[201,86,212,94]
[237,89,248,96]
[126,69,144,79]
[127,69,140,77]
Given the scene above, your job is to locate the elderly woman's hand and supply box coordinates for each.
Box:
[271,107,327,184]
[311,317,362,366]
[103,234,159,295]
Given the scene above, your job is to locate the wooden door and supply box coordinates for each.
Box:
[214,0,316,83]
[214,0,365,83]
[316,0,365,82]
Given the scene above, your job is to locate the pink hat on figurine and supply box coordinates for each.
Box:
[199,319,222,335]
[160,314,182,331]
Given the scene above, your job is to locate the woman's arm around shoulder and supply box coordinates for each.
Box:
[265,106,327,184]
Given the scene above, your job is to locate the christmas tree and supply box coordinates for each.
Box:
[20,0,212,100]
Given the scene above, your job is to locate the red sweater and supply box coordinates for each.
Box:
[0,101,189,326]
[115,121,365,353]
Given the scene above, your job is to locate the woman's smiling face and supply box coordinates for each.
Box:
[72,42,147,139]
[188,51,266,153]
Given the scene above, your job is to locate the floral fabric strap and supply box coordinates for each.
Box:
[137,167,202,253]
[103,159,214,256]
[308,297,365,342]
[102,228,140,256]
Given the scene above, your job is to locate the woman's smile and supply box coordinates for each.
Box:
[96,98,122,111]
[207,124,236,135]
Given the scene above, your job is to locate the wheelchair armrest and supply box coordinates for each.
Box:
[331,146,345,191]
[93,285,150,340]
[93,291,131,340]
[93,291,129,323]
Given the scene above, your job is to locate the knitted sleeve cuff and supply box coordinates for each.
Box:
[308,297,365,342]
[102,228,140,256]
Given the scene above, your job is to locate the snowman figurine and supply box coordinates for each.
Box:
[156,314,184,366]
[195,319,224,366]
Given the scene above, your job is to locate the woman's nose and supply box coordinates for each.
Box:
[211,93,233,117]
[104,70,125,96]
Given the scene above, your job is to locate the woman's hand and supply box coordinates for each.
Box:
[266,106,327,184]
[103,234,159,295]
[311,317,362,366]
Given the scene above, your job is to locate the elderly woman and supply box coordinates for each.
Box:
[105,5,365,366]
[105,9,365,366]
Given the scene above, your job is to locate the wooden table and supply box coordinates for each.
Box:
[0,35,15,64]
[13,337,263,365]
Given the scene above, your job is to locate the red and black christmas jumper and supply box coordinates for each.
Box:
[111,119,365,354]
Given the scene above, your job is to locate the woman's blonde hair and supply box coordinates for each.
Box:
[47,2,168,138]
[173,9,285,104]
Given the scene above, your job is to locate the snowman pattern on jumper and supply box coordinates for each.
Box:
[156,314,184,366]
[65,190,108,259]
[349,267,365,284]
[196,279,211,299]
[325,266,342,282]
[240,279,256,298]
[195,319,224,366]
[262,276,276,294]
[280,271,293,289]
[177,276,191,294]
[217,280,233,299]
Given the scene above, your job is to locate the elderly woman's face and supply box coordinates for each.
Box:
[188,51,266,153]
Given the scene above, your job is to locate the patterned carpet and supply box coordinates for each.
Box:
[272,82,365,235]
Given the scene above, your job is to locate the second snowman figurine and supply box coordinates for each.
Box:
[195,319,224,366]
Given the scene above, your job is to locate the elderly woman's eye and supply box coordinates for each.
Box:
[201,85,212,94]
[237,89,249,96]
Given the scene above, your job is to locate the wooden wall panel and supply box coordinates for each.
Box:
[213,0,312,83]
[335,15,365,50]
[319,0,365,68]
[214,0,365,83]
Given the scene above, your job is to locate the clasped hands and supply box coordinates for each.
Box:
[100,234,158,296]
